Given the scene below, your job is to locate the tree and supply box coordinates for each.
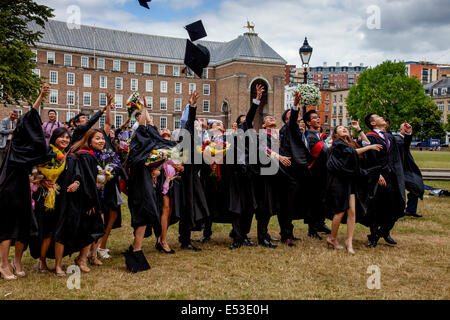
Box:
[409,97,446,140]
[445,114,450,132]
[346,60,443,136]
[0,0,53,105]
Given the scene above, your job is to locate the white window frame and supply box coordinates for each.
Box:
[99,93,107,106]
[187,68,194,78]
[202,100,210,112]
[174,98,182,112]
[100,75,107,89]
[115,114,123,128]
[113,60,121,72]
[83,74,91,88]
[115,77,123,90]
[66,112,75,122]
[175,82,182,94]
[115,94,123,108]
[203,84,210,95]
[67,72,75,86]
[31,49,37,62]
[202,68,208,79]
[160,81,168,93]
[32,69,40,77]
[66,91,75,105]
[146,96,153,110]
[145,80,153,92]
[173,66,180,76]
[83,92,91,106]
[81,56,89,68]
[131,78,138,91]
[49,89,58,104]
[158,64,165,75]
[174,117,181,129]
[189,83,196,94]
[47,52,55,64]
[160,116,167,129]
[128,61,136,73]
[143,63,151,74]
[99,114,106,128]
[49,70,58,84]
[97,58,105,69]
[64,54,72,67]
[160,97,168,111]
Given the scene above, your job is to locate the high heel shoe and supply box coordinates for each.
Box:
[326,237,344,250]
[345,239,355,255]
[0,266,17,280]
[12,261,26,277]
[155,241,175,254]
[74,257,91,273]
[37,260,48,274]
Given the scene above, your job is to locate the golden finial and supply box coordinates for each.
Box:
[244,20,255,33]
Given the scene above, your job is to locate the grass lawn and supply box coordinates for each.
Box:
[411,151,450,169]
[1,179,448,300]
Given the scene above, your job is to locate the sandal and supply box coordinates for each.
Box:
[74,257,91,273]
[88,256,103,266]
[12,261,26,277]
[97,248,111,259]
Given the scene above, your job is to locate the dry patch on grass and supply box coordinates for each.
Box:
[1,183,448,300]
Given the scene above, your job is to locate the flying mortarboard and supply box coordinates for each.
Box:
[184,39,210,78]
[184,20,207,42]
[138,0,151,9]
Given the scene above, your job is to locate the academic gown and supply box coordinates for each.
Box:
[364,131,406,232]
[393,134,424,199]
[0,108,55,244]
[29,153,82,258]
[126,124,175,237]
[71,150,105,251]
[279,108,312,220]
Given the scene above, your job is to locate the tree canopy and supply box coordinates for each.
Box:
[0,0,53,105]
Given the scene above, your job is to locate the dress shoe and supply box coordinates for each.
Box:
[180,243,201,252]
[383,234,397,245]
[405,212,423,218]
[308,231,323,240]
[318,224,331,234]
[258,239,277,248]
[155,241,175,254]
[282,239,296,247]
[267,235,280,242]
[243,238,257,246]
[192,236,210,243]
[367,235,379,248]
[229,241,242,250]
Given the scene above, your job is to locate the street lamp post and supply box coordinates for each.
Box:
[299,37,313,115]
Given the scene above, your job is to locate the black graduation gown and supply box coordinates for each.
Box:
[393,134,424,199]
[364,131,406,230]
[0,108,55,244]
[180,106,210,231]
[71,150,105,251]
[71,110,103,144]
[126,125,175,237]
[29,153,82,258]
[279,107,312,220]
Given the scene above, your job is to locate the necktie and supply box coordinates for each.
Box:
[381,131,390,152]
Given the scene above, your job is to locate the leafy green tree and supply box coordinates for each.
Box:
[0,0,53,105]
[445,114,450,132]
[409,97,445,140]
[346,60,443,137]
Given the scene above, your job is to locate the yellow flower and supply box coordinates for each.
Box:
[152,150,157,154]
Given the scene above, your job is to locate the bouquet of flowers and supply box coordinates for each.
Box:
[126,91,142,118]
[145,149,168,167]
[291,84,321,107]
[118,139,131,163]
[35,145,66,210]
[95,148,121,196]
[196,138,230,157]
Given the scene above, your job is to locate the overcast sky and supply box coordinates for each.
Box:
[35,0,450,67]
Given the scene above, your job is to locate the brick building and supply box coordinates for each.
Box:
[308,62,366,88]
[0,20,286,129]
[404,61,440,84]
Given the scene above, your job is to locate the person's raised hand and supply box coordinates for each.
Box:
[106,92,115,110]
[255,84,264,101]
[404,120,412,134]
[188,90,200,106]
[351,120,361,131]
[40,83,51,96]
[294,91,301,107]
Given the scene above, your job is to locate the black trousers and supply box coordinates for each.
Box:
[178,214,192,245]
[405,192,419,214]
[204,213,249,243]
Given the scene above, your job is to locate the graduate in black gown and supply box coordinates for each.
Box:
[178,91,210,251]
[394,121,424,218]
[29,127,80,276]
[364,113,406,248]
[71,104,108,144]
[278,92,312,246]
[0,84,56,280]
[325,125,382,254]
[303,110,332,239]
[70,129,107,272]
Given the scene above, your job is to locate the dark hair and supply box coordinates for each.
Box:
[73,113,87,125]
[282,109,290,124]
[49,127,70,147]
[364,113,375,130]
[302,110,318,128]
[332,126,359,150]
[48,109,57,115]
[71,128,103,152]
[236,115,245,125]
[135,112,142,119]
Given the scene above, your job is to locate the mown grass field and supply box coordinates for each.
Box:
[0,156,448,300]
[411,151,450,169]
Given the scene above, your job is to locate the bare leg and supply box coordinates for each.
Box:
[327,212,344,249]
[133,226,146,252]
[39,237,52,271]
[99,209,118,250]
[345,195,356,254]
[76,246,91,273]
[13,241,26,274]
[54,242,65,274]
[0,240,13,277]
[88,240,102,265]
[159,196,173,251]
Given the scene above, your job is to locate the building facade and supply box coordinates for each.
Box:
[0,20,287,130]
[424,75,450,125]
[308,62,366,88]
[405,61,440,84]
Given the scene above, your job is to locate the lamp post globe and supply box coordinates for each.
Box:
[299,37,313,115]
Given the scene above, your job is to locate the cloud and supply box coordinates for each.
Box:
[35,0,450,67]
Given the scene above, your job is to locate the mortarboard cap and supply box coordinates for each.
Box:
[138,0,151,9]
[184,39,210,78]
[184,20,207,42]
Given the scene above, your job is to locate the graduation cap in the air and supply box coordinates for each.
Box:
[184,20,207,42]
[184,39,210,78]
[138,0,151,9]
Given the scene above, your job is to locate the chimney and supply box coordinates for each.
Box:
[336,62,340,67]
[360,63,364,67]
[323,62,327,67]
[349,62,352,67]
